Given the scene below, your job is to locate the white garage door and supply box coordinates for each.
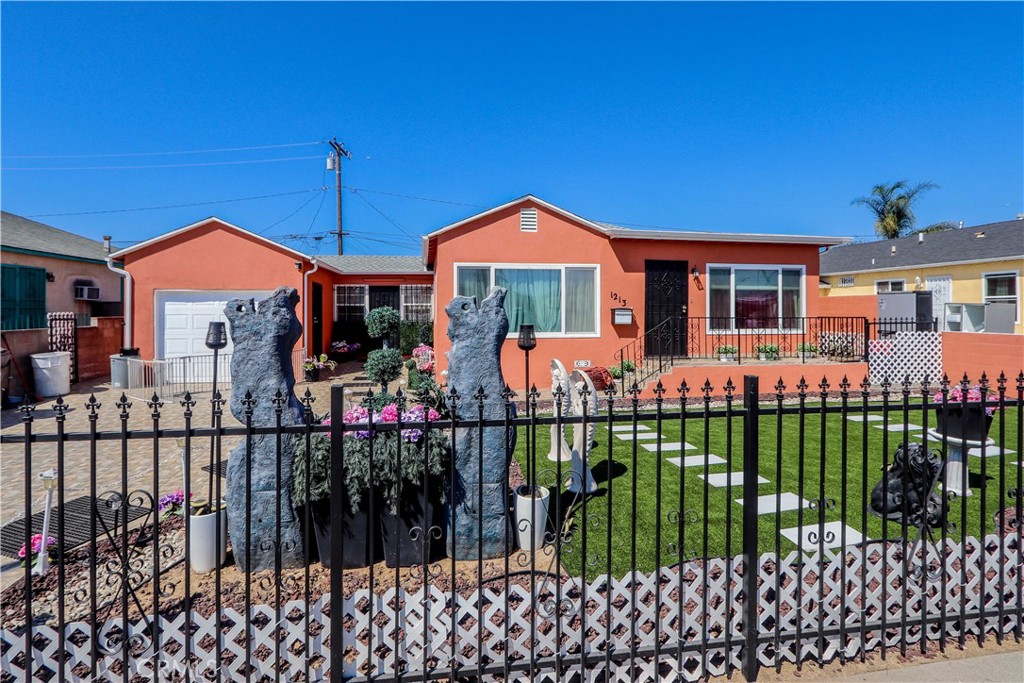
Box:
[156,290,273,359]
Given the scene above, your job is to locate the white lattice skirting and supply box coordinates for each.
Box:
[2,535,1020,682]
[869,331,943,385]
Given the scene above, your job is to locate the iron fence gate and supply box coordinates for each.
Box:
[1,372,1022,681]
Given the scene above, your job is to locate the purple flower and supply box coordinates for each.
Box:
[158,489,186,512]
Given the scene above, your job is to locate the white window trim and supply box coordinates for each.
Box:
[705,263,807,333]
[982,269,1020,324]
[453,262,601,338]
[399,284,434,322]
[332,284,368,322]
[874,278,907,294]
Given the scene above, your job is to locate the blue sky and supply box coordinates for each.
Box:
[2,2,1021,256]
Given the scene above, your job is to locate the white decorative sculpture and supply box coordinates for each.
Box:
[566,369,599,493]
[546,359,573,462]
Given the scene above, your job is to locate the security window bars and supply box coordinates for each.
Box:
[400,285,433,322]
[455,264,598,335]
[708,265,803,330]
[334,285,367,322]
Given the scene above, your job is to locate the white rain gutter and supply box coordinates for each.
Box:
[302,258,320,359]
[105,256,132,350]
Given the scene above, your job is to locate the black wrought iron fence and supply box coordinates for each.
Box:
[1,372,1022,681]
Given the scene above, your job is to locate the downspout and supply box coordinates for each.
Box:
[302,258,320,359]
[105,256,133,351]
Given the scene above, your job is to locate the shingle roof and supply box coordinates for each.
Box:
[820,220,1024,275]
[1,211,111,262]
[316,254,427,274]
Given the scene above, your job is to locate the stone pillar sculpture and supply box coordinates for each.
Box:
[545,358,572,462]
[567,369,599,494]
[445,287,514,560]
[224,287,305,572]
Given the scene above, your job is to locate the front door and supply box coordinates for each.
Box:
[925,275,952,330]
[644,260,689,357]
[311,282,323,355]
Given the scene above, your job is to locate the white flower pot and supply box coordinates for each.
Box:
[514,485,550,552]
[719,354,735,362]
[188,505,227,573]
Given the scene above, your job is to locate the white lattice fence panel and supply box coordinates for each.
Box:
[869,331,942,384]
[3,535,1019,681]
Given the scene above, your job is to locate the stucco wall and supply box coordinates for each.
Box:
[2,251,121,320]
[78,317,125,380]
[822,260,1023,333]
[431,200,826,392]
[122,221,306,359]
[942,332,1024,381]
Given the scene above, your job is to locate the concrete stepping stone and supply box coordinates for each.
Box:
[846,415,883,422]
[641,441,697,452]
[873,423,923,432]
[667,454,727,468]
[967,446,1017,458]
[615,432,661,441]
[781,521,864,549]
[736,492,811,514]
[608,425,651,432]
[699,472,768,488]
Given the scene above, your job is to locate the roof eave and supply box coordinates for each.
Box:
[605,228,851,246]
[109,216,313,262]
[821,254,1024,276]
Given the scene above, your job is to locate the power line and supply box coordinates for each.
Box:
[24,188,326,217]
[350,189,422,242]
[3,155,323,171]
[4,140,324,159]
[259,189,328,234]
[344,186,484,208]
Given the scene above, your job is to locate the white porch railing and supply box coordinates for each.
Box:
[124,349,305,399]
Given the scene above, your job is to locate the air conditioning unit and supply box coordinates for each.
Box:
[74,285,100,300]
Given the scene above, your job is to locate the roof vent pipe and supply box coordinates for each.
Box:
[103,235,112,253]
[918,232,924,244]
[959,221,964,229]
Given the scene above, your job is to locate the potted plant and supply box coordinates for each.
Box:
[366,306,400,350]
[187,498,227,574]
[293,411,376,568]
[716,344,738,362]
[158,489,190,520]
[349,400,448,568]
[330,340,361,361]
[797,342,817,360]
[756,343,780,361]
[18,533,56,571]
[932,384,997,443]
[514,484,550,552]
[302,354,338,383]
[365,348,404,394]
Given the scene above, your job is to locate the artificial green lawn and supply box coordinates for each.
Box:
[511,399,1023,580]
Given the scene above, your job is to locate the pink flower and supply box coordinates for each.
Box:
[427,408,440,421]
[379,404,399,423]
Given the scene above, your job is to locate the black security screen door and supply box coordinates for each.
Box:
[644,260,688,357]
[311,282,323,356]
[369,286,401,348]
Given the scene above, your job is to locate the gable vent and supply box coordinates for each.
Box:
[520,208,538,232]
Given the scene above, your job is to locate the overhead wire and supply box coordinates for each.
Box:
[259,188,328,234]
[3,155,323,171]
[343,186,484,208]
[24,188,325,217]
[5,140,324,159]
[350,188,422,242]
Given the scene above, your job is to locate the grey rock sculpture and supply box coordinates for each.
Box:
[224,287,305,572]
[445,286,514,559]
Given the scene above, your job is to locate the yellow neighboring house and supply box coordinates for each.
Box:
[820,219,1024,334]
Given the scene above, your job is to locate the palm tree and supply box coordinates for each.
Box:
[852,181,938,239]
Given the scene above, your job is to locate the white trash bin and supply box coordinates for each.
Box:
[31,352,71,397]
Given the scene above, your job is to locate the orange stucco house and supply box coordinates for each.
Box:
[113,195,856,394]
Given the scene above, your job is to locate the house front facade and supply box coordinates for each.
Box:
[115,196,859,394]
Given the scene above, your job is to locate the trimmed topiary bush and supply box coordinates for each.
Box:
[365,347,404,392]
[366,306,400,347]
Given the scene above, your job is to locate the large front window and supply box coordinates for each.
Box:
[708,265,804,329]
[455,264,598,335]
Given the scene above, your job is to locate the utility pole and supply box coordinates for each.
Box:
[327,138,352,255]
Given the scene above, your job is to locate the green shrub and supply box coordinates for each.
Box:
[365,348,404,389]
[399,321,429,355]
[405,358,428,392]
[609,365,623,379]
[361,391,398,413]
[716,345,738,355]
[797,342,817,353]
[755,343,780,358]
[366,306,400,340]
[415,374,450,419]
[292,429,371,514]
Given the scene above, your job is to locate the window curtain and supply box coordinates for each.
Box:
[457,267,491,306]
[565,268,596,333]
[495,268,561,333]
[781,269,802,325]
[709,268,732,327]
[735,269,778,328]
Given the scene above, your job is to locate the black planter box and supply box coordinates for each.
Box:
[934,405,993,443]
[380,485,444,568]
[311,497,379,569]
[303,367,320,383]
